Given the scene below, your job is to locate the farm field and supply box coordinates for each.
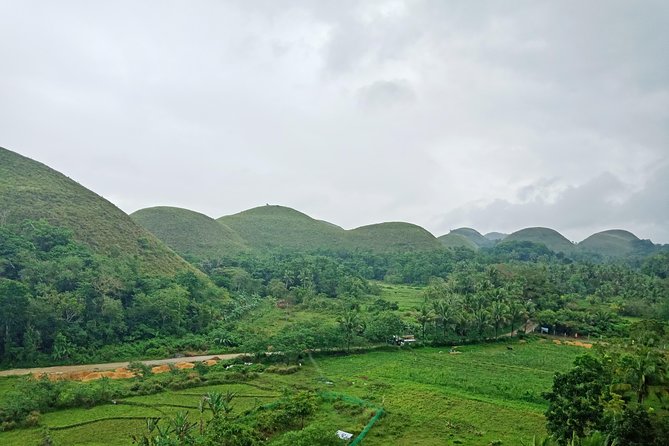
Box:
[0,339,585,445]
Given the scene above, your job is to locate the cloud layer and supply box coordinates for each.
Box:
[1,1,667,242]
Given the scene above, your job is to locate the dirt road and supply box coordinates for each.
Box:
[0,353,246,377]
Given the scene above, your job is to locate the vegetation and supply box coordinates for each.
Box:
[502,227,576,254]
[0,147,191,275]
[1,148,669,444]
[131,207,249,261]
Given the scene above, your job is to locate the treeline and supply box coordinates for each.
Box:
[0,221,227,366]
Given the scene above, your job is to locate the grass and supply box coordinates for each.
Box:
[437,233,478,250]
[0,340,586,445]
[377,282,426,311]
[217,205,444,254]
[131,206,249,260]
[578,230,639,257]
[502,227,576,253]
[0,147,191,275]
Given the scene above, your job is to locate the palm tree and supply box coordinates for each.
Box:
[416,302,434,340]
[490,300,510,338]
[508,300,527,336]
[432,298,460,339]
[338,310,365,352]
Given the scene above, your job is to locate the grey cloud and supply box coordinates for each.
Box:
[0,1,667,242]
[357,79,416,109]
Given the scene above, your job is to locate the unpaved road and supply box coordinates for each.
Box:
[0,353,246,377]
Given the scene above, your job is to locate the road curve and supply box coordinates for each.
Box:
[0,353,246,377]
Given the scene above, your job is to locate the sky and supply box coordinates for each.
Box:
[1,0,668,243]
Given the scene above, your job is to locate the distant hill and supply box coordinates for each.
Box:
[502,227,575,253]
[218,205,347,252]
[0,147,192,275]
[216,205,443,254]
[578,229,640,257]
[449,227,493,248]
[485,232,508,241]
[437,233,478,250]
[349,222,443,253]
[132,206,249,260]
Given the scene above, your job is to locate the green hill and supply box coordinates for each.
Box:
[449,227,493,248]
[0,147,191,275]
[485,232,508,241]
[218,205,347,251]
[349,222,443,253]
[132,206,249,260]
[502,227,575,253]
[217,205,443,253]
[437,233,478,250]
[578,229,640,257]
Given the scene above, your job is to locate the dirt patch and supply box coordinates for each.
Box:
[35,359,220,382]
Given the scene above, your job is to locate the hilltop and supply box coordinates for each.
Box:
[349,222,443,253]
[131,206,249,260]
[214,205,444,254]
[578,229,640,257]
[0,147,191,275]
[437,233,479,250]
[501,227,575,253]
[218,205,347,252]
[449,227,494,248]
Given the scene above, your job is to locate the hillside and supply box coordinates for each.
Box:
[348,222,444,253]
[578,229,640,257]
[502,227,575,253]
[437,233,478,250]
[485,232,508,241]
[218,205,347,251]
[449,227,494,248]
[132,207,249,260]
[0,147,191,275]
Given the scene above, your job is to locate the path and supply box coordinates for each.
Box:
[0,353,245,377]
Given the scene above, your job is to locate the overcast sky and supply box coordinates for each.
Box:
[1,1,668,243]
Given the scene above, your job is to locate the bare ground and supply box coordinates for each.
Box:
[0,353,245,377]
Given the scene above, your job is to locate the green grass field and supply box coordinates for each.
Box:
[377,282,426,311]
[0,339,586,445]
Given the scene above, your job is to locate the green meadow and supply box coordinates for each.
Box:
[0,340,584,445]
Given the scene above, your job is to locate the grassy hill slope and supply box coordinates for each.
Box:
[218,205,347,251]
[132,206,249,260]
[485,232,508,241]
[348,222,443,253]
[449,227,494,248]
[0,147,191,275]
[502,227,575,253]
[217,205,444,254]
[578,229,640,257]
[437,233,478,250]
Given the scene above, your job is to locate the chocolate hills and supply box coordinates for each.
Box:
[0,147,192,275]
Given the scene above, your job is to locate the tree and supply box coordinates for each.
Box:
[337,310,365,352]
[0,279,29,361]
[490,300,510,338]
[432,298,460,339]
[416,302,433,340]
[544,355,611,444]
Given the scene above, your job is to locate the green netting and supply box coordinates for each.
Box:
[318,391,384,445]
[350,408,384,446]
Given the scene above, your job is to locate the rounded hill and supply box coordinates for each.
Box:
[437,233,478,250]
[132,206,249,260]
[502,227,575,253]
[349,222,443,253]
[0,147,191,275]
[449,227,493,248]
[218,205,347,251]
[578,229,640,257]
